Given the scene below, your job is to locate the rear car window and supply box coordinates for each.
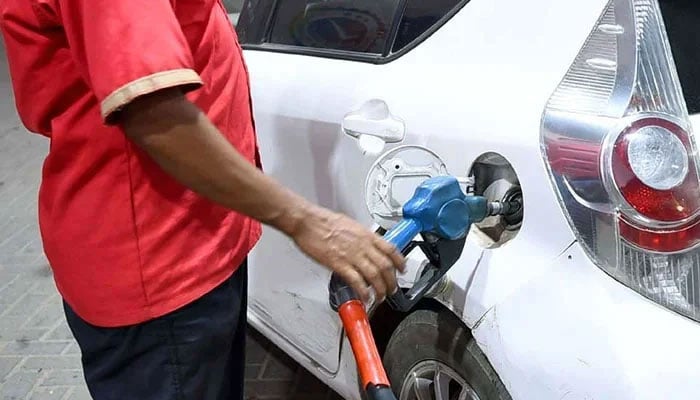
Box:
[235,0,468,60]
[392,0,461,53]
[268,0,402,54]
[659,0,700,115]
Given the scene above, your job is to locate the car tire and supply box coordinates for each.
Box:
[382,308,512,400]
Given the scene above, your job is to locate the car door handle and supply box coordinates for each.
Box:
[342,99,405,143]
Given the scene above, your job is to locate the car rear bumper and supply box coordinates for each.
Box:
[472,241,700,400]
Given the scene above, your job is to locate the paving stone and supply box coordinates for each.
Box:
[60,343,81,356]
[0,372,36,399]
[0,263,14,275]
[0,273,19,292]
[328,391,345,400]
[20,355,81,372]
[0,328,47,343]
[43,324,73,341]
[66,385,92,400]
[290,392,341,400]
[0,357,21,380]
[40,370,84,387]
[31,279,58,297]
[0,258,48,273]
[244,379,297,398]
[245,364,262,380]
[261,350,298,380]
[246,330,270,364]
[288,395,331,400]
[23,301,64,329]
[293,370,338,397]
[27,267,54,283]
[0,225,31,251]
[17,239,43,256]
[28,387,68,400]
[1,341,71,356]
[0,275,34,309]
[0,317,38,335]
[3,294,49,319]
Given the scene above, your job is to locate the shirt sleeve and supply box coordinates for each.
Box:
[57,0,204,123]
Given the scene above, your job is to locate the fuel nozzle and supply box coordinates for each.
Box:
[486,187,524,228]
[487,197,523,218]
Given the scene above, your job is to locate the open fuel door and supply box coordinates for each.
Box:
[365,145,450,230]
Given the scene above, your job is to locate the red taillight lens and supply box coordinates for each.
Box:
[611,117,700,222]
[619,218,700,253]
[611,117,700,252]
[547,137,601,180]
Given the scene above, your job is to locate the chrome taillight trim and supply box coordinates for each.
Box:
[540,0,700,322]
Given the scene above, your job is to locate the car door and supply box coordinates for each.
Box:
[233,0,477,374]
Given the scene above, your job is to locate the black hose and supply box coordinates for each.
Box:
[366,384,397,400]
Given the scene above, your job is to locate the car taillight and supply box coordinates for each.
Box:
[542,0,700,321]
[610,116,700,252]
[611,117,697,220]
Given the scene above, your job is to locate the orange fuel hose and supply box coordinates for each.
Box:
[338,300,391,389]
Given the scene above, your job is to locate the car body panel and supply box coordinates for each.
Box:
[472,242,700,400]
[241,0,700,398]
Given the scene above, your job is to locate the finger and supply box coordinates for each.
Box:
[355,258,387,301]
[374,237,407,272]
[367,249,398,296]
[340,267,371,303]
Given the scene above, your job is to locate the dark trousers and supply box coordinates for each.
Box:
[63,262,248,400]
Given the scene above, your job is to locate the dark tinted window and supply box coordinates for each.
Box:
[659,0,700,114]
[268,0,402,54]
[392,0,461,53]
[236,0,276,45]
[237,0,467,58]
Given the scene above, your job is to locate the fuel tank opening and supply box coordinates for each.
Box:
[500,186,524,229]
[468,152,524,248]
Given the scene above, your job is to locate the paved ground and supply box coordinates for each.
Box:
[0,44,342,399]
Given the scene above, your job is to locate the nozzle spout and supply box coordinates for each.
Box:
[487,199,522,217]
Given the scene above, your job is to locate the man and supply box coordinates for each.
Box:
[0,1,405,399]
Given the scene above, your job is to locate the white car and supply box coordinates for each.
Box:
[231,0,700,399]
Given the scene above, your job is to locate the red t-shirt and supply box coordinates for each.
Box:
[0,0,262,327]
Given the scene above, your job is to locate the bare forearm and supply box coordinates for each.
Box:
[118,87,405,301]
[119,88,311,235]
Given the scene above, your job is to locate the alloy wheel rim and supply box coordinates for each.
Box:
[399,360,481,400]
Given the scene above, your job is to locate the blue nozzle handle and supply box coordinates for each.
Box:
[383,218,422,253]
[381,176,491,312]
[383,175,488,252]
